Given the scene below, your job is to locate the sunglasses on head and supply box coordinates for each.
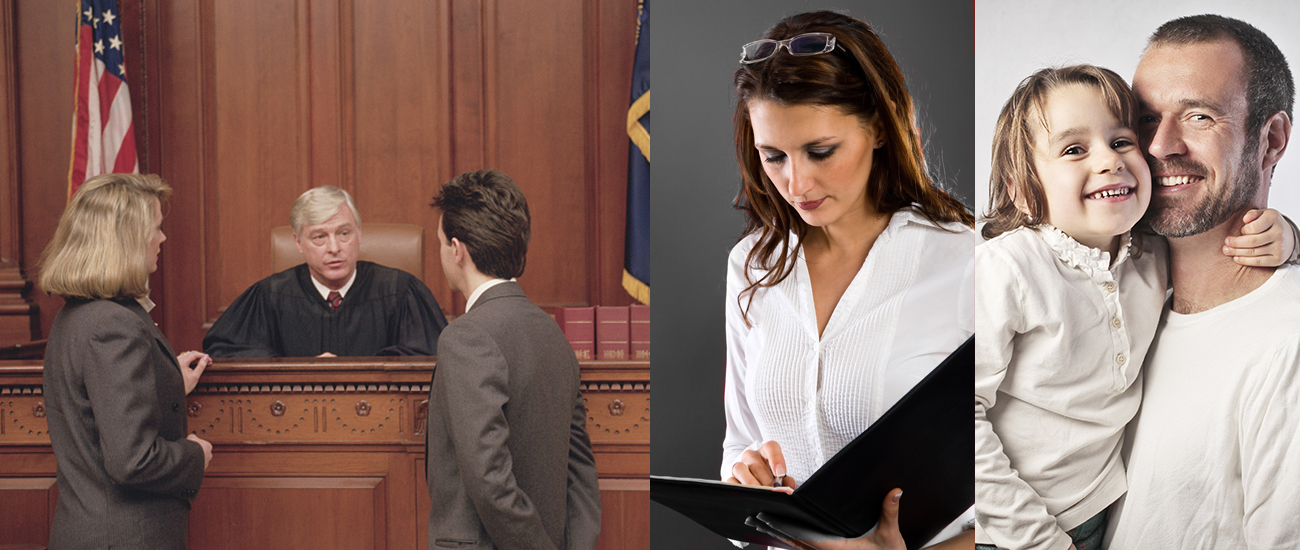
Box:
[740,32,837,64]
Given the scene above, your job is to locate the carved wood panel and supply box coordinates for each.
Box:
[189,391,421,442]
[0,390,47,443]
[581,383,651,442]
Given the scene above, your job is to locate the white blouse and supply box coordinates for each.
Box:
[974,226,1167,550]
[721,207,975,539]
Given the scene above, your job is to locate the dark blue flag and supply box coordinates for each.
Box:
[623,0,650,305]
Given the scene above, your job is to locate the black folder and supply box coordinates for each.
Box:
[651,336,974,549]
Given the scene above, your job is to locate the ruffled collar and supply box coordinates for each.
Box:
[1034,223,1132,277]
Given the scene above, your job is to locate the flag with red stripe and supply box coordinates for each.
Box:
[68,0,138,198]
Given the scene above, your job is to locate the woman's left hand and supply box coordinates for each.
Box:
[176,351,211,395]
[746,489,906,550]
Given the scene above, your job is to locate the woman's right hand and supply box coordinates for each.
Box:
[187,433,213,469]
[725,440,797,493]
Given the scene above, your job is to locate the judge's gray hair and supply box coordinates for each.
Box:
[290,186,362,235]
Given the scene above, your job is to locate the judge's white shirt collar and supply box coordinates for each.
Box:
[465,278,514,312]
[310,268,358,301]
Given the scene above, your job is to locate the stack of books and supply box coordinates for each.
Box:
[553,305,649,361]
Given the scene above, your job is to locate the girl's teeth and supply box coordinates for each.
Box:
[1089,188,1130,199]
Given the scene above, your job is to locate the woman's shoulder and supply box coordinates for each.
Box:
[894,207,976,241]
[51,299,152,347]
[727,231,767,273]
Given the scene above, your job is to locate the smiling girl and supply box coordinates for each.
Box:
[974,65,1295,550]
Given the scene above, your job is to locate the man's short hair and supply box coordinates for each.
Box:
[290,186,361,236]
[431,169,531,280]
[1148,14,1294,147]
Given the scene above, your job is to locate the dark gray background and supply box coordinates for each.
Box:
[650,1,974,548]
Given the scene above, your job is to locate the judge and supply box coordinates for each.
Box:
[203,186,447,357]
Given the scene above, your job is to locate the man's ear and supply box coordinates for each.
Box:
[451,237,465,265]
[1262,111,1291,172]
[293,232,305,255]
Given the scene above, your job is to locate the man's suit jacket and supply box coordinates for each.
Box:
[426,282,601,550]
[43,298,206,550]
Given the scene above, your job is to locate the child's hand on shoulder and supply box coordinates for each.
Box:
[1223,209,1298,267]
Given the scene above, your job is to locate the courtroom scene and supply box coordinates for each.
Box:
[0,1,650,549]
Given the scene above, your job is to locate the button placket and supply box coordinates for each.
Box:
[1098,273,1128,391]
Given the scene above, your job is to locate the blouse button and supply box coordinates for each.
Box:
[1112,317,1122,328]
[1116,353,1126,365]
[1104,282,1116,292]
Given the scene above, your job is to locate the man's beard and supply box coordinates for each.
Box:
[1143,142,1259,238]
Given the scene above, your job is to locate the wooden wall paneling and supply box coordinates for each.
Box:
[15,2,74,342]
[121,0,171,328]
[595,481,651,550]
[414,456,430,549]
[582,0,603,311]
[0,0,19,268]
[486,0,590,310]
[308,0,346,191]
[156,0,210,351]
[0,477,56,546]
[349,0,452,308]
[189,473,385,550]
[204,0,312,329]
[0,0,40,346]
[591,0,637,308]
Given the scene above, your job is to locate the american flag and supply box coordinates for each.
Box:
[68,0,138,198]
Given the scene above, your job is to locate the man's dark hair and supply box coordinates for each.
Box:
[1148,15,1294,149]
[431,169,531,280]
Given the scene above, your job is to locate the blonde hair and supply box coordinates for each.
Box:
[982,65,1138,239]
[290,186,361,235]
[39,173,172,299]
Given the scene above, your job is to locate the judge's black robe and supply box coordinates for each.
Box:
[203,261,447,357]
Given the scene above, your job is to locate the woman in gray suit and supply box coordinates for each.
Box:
[39,173,213,550]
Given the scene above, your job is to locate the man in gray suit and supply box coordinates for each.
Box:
[426,169,601,550]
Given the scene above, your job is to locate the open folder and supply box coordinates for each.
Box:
[651,335,974,549]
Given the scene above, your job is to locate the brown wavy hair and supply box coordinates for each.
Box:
[733,11,972,323]
[981,65,1138,239]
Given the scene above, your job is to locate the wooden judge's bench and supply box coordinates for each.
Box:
[0,357,649,550]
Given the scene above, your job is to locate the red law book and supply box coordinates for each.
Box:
[630,304,650,360]
[595,306,630,361]
[553,307,595,361]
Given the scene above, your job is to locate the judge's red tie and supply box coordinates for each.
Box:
[327,291,342,311]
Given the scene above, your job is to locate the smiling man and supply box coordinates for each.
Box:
[203,186,447,357]
[1104,15,1300,548]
